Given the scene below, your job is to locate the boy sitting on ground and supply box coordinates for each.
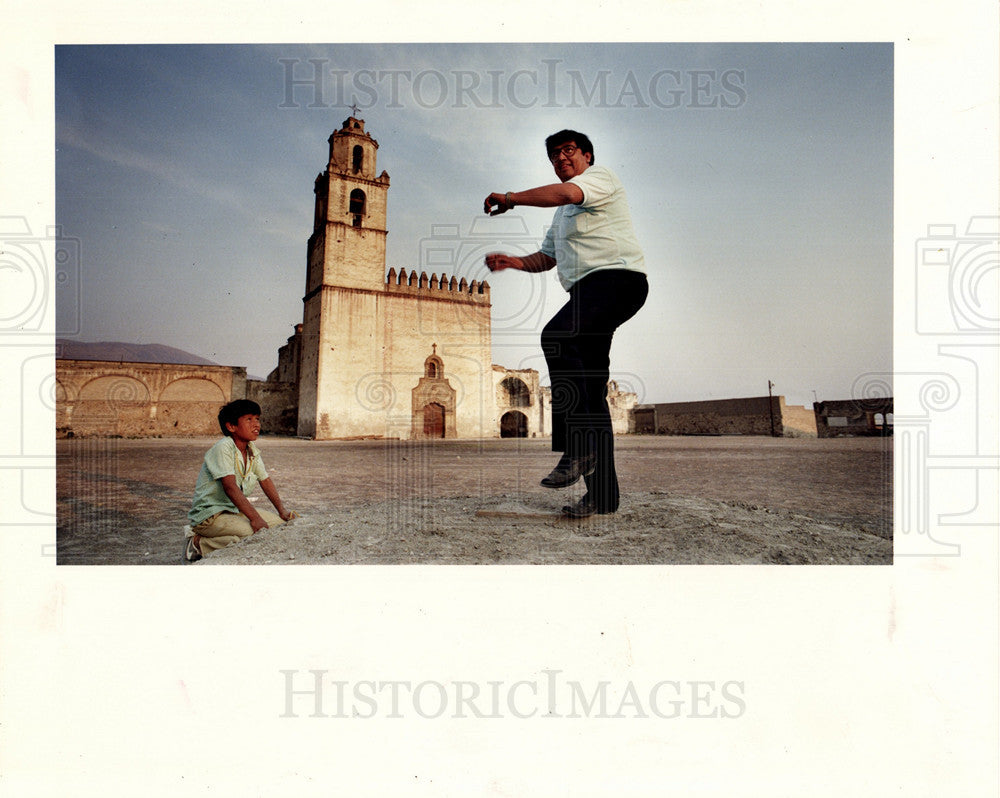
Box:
[183,399,295,562]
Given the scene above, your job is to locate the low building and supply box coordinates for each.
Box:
[814,398,893,438]
[56,359,245,438]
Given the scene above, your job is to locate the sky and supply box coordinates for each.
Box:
[54,43,893,407]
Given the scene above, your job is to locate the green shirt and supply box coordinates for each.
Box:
[188,436,269,525]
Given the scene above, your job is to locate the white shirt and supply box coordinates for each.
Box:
[540,165,646,290]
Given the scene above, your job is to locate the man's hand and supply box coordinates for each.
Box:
[484,192,513,216]
[485,253,522,272]
[485,251,556,274]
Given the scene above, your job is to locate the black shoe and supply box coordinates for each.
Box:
[540,453,596,489]
[562,495,615,518]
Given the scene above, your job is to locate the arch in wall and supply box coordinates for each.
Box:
[55,378,72,402]
[77,374,150,403]
[499,376,531,408]
[352,145,363,173]
[73,375,152,435]
[499,410,528,438]
[157,377,228,435]
[159,377,226,402]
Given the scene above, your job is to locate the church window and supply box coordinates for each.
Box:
[313,178,328,232]
[352,145,363,173]
[424,346,444,379]
[350,188,366,227]
[425,357,443,378]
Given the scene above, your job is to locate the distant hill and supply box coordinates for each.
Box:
[56,339,220,367]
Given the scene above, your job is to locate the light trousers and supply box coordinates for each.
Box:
[190,508,285,554]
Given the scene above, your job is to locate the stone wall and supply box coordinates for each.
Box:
[56,359,245,438]
[781,400,819,437]
[632,395,816,437]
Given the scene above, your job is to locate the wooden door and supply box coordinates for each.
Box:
[423,403,445,438]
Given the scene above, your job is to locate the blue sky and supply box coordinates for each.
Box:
[55,43,892,406]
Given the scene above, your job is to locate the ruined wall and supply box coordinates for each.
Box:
[538,386,551,437]
[607,380,639,435]
[56,360,245,438]
[493,366,546,438]
[488,374,633,439]
[632,395,814,437]
[815,398,893,438]
[268,324,302,383]
[246,380,298,436]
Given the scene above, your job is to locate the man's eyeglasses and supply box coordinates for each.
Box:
[548,144,579,162]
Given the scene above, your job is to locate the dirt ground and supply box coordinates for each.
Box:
[56,434,892,566]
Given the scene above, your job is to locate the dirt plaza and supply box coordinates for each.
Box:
[56,435,892,566]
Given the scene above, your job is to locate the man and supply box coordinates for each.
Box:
[484,129,648,518]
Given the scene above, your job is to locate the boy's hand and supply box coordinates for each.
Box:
[250,515,270,532]
[280,510,297,522]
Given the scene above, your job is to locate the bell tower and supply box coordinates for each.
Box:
[298,117,392,438]
[293,117,493,440]
[305,116,390,295]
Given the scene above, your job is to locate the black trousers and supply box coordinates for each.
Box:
[541,269,648,512]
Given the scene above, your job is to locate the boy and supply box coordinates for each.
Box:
[183,399,295,562]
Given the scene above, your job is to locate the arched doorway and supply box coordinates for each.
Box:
[500,410,528,438]
[423,402,445,438]
[412,345,457,439]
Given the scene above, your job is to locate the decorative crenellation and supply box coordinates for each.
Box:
[385,268,490,303]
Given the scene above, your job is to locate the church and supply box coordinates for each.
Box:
[265,116,555,441]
